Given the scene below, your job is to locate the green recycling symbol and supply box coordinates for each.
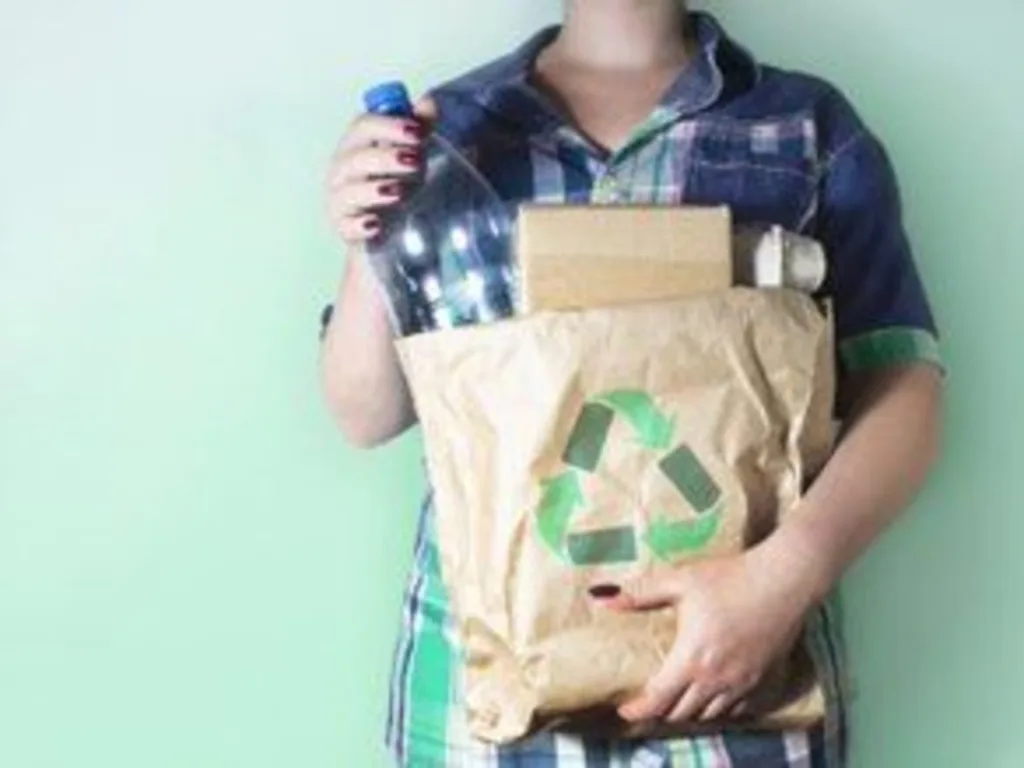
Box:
[536,390,723,566]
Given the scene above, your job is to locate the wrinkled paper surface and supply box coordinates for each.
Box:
[397,288,836,744]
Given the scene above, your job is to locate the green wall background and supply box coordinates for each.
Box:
[1,1,1020,766]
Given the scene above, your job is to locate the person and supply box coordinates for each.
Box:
[319,1,944,765]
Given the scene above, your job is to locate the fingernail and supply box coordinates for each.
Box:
[588,584,621,600]
[618,703,640,721]
[363,218,380,233]
[397,150,421,167]
[403,122,425,140]
[379,182,402,198]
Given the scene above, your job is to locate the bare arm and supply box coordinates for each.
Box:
[763,362,945,600]
[610,362,945,725]
[319,249,416,448]
[318,98,437,449]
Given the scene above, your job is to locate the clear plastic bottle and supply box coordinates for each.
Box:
[362,82,515,336]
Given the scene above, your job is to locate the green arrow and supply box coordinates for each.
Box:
[567,525,638,566]
[563,402,615,472]
[645,506,722,562]
[597,390,675,451]
[659,443,722,512]
[536,471,585,556]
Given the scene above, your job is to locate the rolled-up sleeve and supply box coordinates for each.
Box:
[817,124,942,377]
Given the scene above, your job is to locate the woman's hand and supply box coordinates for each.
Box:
[597,542,821,726]
[324,97,437,245]
[319,96,438,447]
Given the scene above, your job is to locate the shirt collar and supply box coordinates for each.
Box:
[466,11,760,130]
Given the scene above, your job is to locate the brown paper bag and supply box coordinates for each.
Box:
[397,288,836,744]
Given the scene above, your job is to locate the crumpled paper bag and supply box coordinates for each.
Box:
[396,288,836,744]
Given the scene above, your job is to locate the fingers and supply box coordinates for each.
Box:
[325,144,421,246]
[623,678,750,726]
[603,573,681,613]
[336,213,380,243]
[699,691,738,723]
[589,573,684,614]
[340,113,424,153]
[665,683,718,724]
[618,645,693,722]
[325,99,433,246]
[728,698,751,719]
[605,574,687,721]
[331,179,405,218]
[615,628,758,725]
[660,673,756,725]
[330,145,422,187]
[665,686,744,725]
[326,176,395,244]
[413,96,439,125]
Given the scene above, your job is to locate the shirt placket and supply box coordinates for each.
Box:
[591,167,626,204]
[586,111,683,205]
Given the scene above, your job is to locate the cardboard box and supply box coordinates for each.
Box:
[517,204,733,313]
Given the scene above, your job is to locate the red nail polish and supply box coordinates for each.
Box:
[397,150,421,167]
[403,122,425,140]
[589,584,621,599]
[379,181,402,198]
[363,217,380,233]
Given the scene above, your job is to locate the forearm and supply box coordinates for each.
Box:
[759,363,944,602]
[319,249,416,447]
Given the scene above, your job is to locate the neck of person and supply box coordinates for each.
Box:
[556,0,691,72]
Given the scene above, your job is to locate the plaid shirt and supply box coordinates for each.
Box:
[330,11,941,767]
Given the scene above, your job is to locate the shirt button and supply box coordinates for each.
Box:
[593,173,623,203]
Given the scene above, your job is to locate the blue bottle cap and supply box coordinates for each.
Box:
[364,81,414,117]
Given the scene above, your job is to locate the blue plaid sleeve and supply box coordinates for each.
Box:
[817,115,942,377]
